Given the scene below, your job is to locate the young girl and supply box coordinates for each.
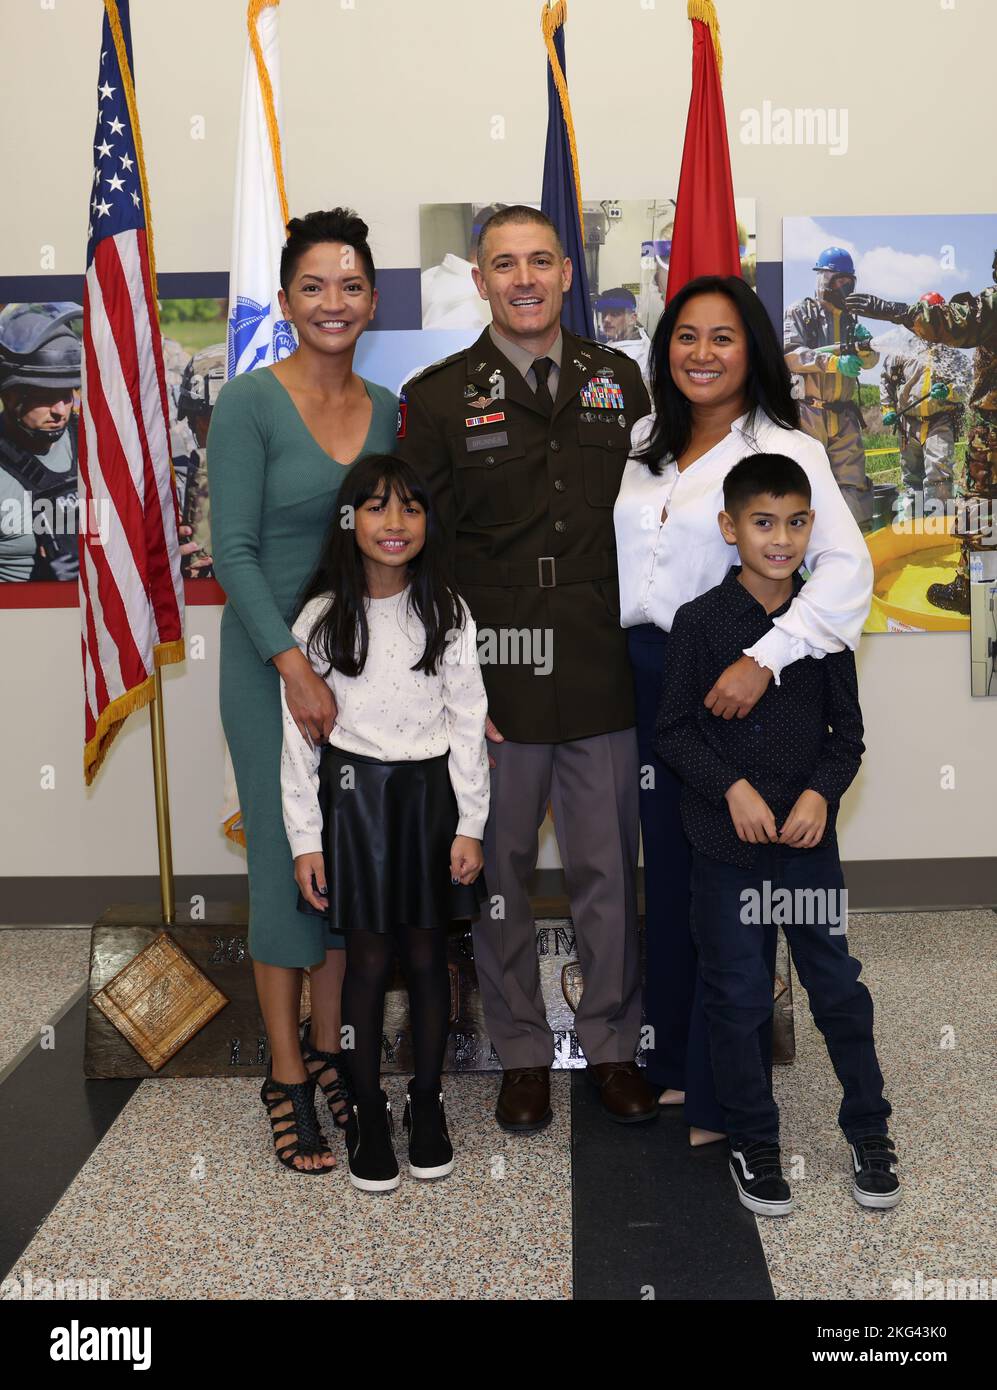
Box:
[279,453,489,1193]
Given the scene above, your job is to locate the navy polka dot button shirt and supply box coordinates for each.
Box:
[655,566,865,867]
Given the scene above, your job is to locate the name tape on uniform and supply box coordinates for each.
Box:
[465,431,509,452]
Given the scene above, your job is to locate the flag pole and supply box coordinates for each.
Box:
[149,671,176,924]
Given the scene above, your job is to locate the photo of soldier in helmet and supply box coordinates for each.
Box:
[171,344,222,579]
[784,247,879,530]
[878,293,964,523]
[0,302,83,582]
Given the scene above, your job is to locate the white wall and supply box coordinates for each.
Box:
[2,0,994,878]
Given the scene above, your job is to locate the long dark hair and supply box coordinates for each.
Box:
[636,275,799,474]
[295,453,464,678]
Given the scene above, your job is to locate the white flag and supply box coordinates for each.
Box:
[226,0,296,378]
[222,0,295,845]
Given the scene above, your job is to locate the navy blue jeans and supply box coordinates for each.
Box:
[629,624,776,1132]
[689,841,892,1147]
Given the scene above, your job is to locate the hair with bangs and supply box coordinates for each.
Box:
[295,453,463,677]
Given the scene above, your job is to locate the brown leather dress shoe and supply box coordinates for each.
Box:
[496,1067,553,1134]
[586,1062,658,1124]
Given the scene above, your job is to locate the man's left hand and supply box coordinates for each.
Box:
[704,654,773,719]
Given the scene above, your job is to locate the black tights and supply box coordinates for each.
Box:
[342,926,450,1100]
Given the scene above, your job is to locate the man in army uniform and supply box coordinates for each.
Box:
[785,247,879,530]
[849,251,997,614]
[398,205,656,1133]
[0,302,83,582]
[172,344,223,579]
[879,294,963,518]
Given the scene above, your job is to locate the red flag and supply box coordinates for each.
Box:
[80,0,184,784]
[666,0,741,303]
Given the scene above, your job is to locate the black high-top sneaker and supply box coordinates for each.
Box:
[345,1091,400,1193]
[402,1080,454,1181]
[850,1134,901,1209]
[729,1141,793,1217]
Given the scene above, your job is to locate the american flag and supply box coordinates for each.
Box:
[80,0,184,785]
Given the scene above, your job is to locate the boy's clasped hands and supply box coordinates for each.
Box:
[724,780,828,849]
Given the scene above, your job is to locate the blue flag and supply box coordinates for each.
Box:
[541,4,593,338]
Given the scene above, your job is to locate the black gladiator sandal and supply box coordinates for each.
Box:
[260,1068,336,1175]
[300,1016,351,1130]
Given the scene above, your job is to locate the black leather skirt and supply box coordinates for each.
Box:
[296,745,488,933]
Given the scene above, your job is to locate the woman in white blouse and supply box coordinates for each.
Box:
[613,275,872,1145]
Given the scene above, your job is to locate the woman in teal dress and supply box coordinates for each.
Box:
[208,209,398,1173]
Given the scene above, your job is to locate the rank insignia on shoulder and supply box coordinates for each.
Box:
[579,376,625,410]
[396,397,407,438]
[465,411,506,428]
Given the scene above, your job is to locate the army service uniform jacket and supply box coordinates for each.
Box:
[397,326,651,744]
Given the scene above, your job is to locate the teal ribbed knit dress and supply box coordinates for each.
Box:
[208,366,398,967]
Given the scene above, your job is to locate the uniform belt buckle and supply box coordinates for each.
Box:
[538,556,556,588]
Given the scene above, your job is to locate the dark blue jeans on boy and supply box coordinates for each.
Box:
[689,837,891,1148]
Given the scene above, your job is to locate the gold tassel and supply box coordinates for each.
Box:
[154,638,186,669]
[222,811,247,848]
[83,672,157,786]
[83,638,186,786]
[687,0,724,81]
[540,2,585,239]
[248,0,290,229]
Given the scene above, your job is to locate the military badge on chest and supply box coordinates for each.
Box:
[580,375,625,410]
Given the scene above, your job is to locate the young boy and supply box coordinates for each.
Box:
[655,452,899,1217]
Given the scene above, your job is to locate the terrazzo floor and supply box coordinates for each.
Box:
[0,926,91,1074]
[10,1072,573,1300]
[2,911,993,1300]
[761,910,997,1300]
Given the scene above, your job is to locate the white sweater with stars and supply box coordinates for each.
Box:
[280,588,490,858]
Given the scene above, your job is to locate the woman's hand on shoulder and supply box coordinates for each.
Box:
[276,647,337,743]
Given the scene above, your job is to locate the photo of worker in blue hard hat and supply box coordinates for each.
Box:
[784,247,879,531]
[594,285,652,381]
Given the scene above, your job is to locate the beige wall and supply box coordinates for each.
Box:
[2,0,994,879]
